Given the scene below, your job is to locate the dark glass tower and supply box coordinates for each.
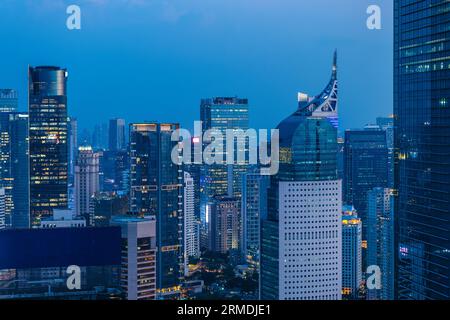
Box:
[129,123,183,297]
[29,66,68,225]
[109,118,126,152]
[395,0,450,299]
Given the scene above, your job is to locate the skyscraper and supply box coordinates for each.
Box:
[367,188,394,300]
[341,205,362,299]
[394,0,450,300]
[8,113,30,229]
[200,97,249,227]
[343,126,388,247]
[0,188,5,230]
[241,168,269,267]
[183,172,200,275]
[29,66,68,226]
[0,89,18,227]
[109,118,126,152]
[209,195,241,255]
[129,123,183,297]
[260,52,342,300]
[75,146,100,225]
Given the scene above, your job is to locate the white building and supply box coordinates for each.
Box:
[183,172,200,275]
[278,181,342,300]
[75,146,100,225]
[112,216,157,300]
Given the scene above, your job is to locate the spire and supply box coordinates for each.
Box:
[332,49,337,79]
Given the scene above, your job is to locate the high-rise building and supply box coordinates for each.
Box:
[68,117,78,183]
[209,195,241,255]
[29,66,68,226]
[0,188,5,230]
[39,209,86,229]
[343,126,388,247]
[92,123,108,150]
[183,172,200,276]
[200,97,249,226]
[75,146,100,225]
[241,168,269,267]
[0,89,18,227]
[90,191,129,227]
[367,188,394,300]
[394,0,450,300]
[129,123,183,296]
[341,205,362,299]
[109,118,126,152]
[100,149,129,193]
[112,216,157,300]
[377,117,394,188]
[8,113,30,229]
[260,52,342,300]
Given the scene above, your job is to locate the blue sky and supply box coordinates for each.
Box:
[0,0,393,133]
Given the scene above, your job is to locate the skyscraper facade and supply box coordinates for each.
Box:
[0,188,5,230]
[343,127,388,246]
[8,113,30,229]
[29,66,68,225]
[394,0,450,300]
[342,205,362,299]
[75,146,100,225]
[241,168,269,267]
[109,118,126,152]
[200,97,249,231]
[260,52,342,300]
[129,123,183,296]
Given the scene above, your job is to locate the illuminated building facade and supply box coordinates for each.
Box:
[260,52,342,300]
[29,66,69,225]
[129,122,183,296]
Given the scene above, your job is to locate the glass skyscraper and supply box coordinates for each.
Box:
[260,52,342,300]
[129,123,183,297]
[29,66,69,226]
[394,0,450,299]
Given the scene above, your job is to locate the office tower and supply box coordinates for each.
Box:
[200,97,249,221]
[29,66,68,226]
[342,206,362,299]
[343,126,388,247]
[183,172,200,275]
[75,146,100,225]
[0,188,5,229]
[39,209,86,228]
[209,195,241,254]
[394,0,450,300]
[367,188,394,300]
[0,89,18,227]
[68,117,78,183]
[92,123,108,150]
[109,118,126,151]
[260,52,341,300]
[100,149,129,193]
[337,137,344,180]
[377,117,394,188]
[130,123,183,296]
[8,113,30,229]
[241,168,269,267]
[111,216,157,300]
[90,191,129,227]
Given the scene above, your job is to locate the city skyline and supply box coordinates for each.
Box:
[0,0,393,133]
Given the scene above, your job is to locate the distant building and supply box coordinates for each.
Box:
[112,216,157,300]
[343,126,388,252]
[29,66,69,225]
[367,188,394,300]
[342,205,362,299]
[241,168,269,267]
[75,146,100,225]
[209,195,241,255]
[183,172,200,276]
[109,118,126,151]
